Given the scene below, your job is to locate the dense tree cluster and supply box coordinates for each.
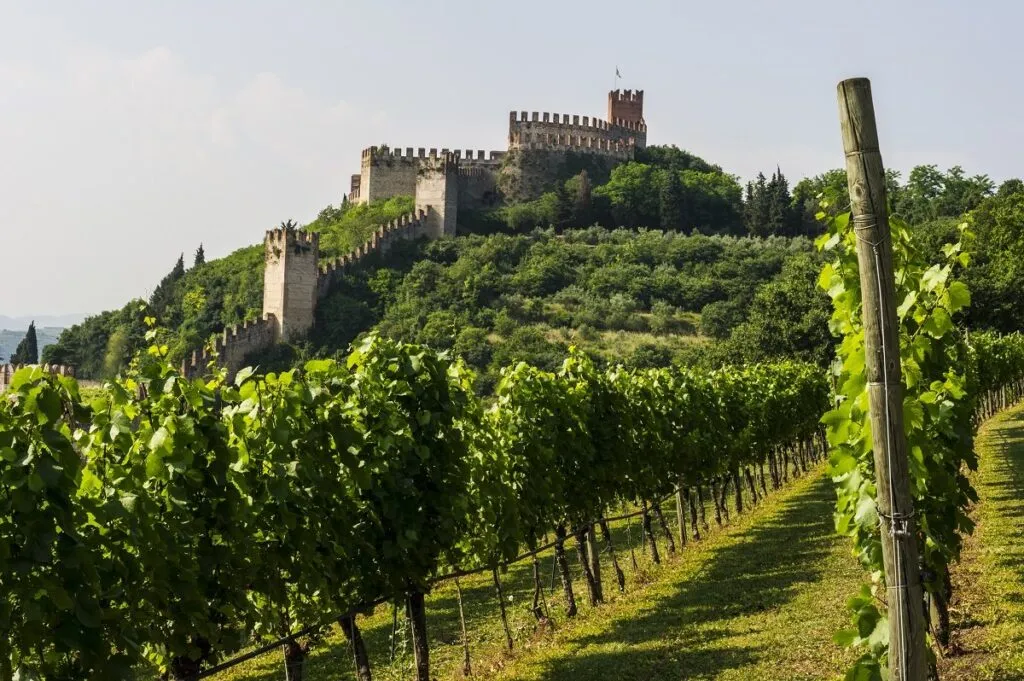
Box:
[303,228,815,392]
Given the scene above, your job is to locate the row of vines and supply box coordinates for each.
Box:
[0,326,829,681]
[818,206,1024,679]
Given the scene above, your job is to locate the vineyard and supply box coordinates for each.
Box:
[5,80,1024,681]
[3,309,1024,679]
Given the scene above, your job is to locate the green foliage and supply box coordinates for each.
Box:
[594,161,743,234]
[817,202,1024,677]
[44,198,415,378]
[357,228,810,390]
[726,252,833,366]
[1,321,830,678]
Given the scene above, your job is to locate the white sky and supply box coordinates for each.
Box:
[1,0,1021,317]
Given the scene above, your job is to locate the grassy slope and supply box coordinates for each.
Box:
[942,404,1024,679]
[489,471,862,681]
[218,467,863,681]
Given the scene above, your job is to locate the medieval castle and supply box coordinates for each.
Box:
[174,89,648,379]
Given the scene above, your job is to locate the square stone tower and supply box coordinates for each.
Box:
[608,89,644,126]
[415,152,459,238]
[262,228,320,343]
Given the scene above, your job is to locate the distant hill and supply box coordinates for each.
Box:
[0,326,66,363]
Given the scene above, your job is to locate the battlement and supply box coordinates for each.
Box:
[608,88,644,128]
[317,210,429,298]
[180,316,276,380]
[507,111,647,133]
[264,228,320,250]
[0,364,75,391]
[609,89,644,104]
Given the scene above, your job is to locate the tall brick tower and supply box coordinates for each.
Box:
[608,89,644,126]
[262,228,320,343]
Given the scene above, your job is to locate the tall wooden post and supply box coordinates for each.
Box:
[837,77,928,681]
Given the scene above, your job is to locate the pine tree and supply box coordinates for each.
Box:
[149,254,186,318]
[193,243,205,268]
[10,321,38,364]
[660,171,686,231]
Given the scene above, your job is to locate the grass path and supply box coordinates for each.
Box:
[941,404,1024,680]
[489,468,863,681]
[217,466,863,681]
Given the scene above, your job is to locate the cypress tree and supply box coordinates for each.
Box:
[10,321,38,364]
[193,243,206,268]
[660,171,686,231]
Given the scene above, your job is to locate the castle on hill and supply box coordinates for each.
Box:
[179,89,647,379]
[350,89,646,218]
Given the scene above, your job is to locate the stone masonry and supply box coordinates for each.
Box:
[349,89,646,206]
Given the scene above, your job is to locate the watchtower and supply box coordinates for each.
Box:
[416,151,459,238]
[608,89,644,126]
[262,228,320,343]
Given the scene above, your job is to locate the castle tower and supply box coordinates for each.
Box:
[608,89,644,126]
[262,228,320,343]
[416,152,459,238]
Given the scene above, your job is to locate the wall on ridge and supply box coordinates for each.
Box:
[317,210,428,297]
[180,316,277,380]
[507,110,646,153]
[356,146,504,207]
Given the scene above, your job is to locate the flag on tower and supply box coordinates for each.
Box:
[615,66,622,78]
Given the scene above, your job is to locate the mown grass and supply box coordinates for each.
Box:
[215,465,863,681]
[942,404,1024,680]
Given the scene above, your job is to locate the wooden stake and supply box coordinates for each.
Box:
[454,577,472,676]
[837,76,928,681]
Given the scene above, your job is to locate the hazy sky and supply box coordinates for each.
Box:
[2,0,1020,318]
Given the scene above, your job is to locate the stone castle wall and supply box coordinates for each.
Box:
[180,316,277,380]
[317,210,428,297]
[507,110,645,154]
[0,364,75,391]
[355,146,505,205]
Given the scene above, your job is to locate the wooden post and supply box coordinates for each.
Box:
[837,77,928,681]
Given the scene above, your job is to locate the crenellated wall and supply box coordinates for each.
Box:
[180,316,277,380]
[355,146,505,206]
[317,210,428,297]
[507,110,644,155]
[0,364,75,391]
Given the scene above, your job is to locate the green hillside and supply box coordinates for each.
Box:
[42,147,1024,388]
